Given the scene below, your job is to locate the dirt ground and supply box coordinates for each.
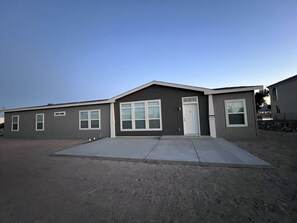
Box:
[0,130,296,223]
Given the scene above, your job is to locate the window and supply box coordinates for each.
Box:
[54,111,66,116]
[79,110,100,130]
[183,97,198,103]
[271,87,278,101]
[121,104,132,129]
[36,114,44,131]
[148,101,161,129]
[135,102,145,129]
[11,115,19,131]
[120,99,162,131]
[225,99,248,127]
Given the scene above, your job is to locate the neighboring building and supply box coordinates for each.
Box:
[4,81,262,139]
[257,104,272,120]
[0,117,4,124]
[268,75,297,121]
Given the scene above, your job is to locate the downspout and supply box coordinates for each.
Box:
[110,102,115,138]
[251,91,258,136]
[208,94,217,138]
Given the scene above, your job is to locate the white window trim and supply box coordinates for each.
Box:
[54,111,66,116]
[225,99,248,127]
[79,110,101,130]
[120,99,162,131]
[36,113,45,131]
[11,115,19,132]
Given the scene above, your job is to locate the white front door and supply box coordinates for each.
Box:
[182,97,200,136]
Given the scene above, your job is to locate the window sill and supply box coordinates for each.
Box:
[79,128,101,130]
[121,129,162,131]
[226,125,248,128]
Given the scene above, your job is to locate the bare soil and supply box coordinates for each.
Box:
[0,130,296,223]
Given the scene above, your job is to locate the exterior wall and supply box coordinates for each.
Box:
[4,104,110,139]
[114,85,210,136]
[213,91,257,139]
[269,78,297,121]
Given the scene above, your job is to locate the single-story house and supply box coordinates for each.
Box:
[4,81,262,139]
[268,74,297,121]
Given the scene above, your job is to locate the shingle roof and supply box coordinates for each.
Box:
[3,80,263,113]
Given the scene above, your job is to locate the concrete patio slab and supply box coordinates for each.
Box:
[55,138,159,159]
[54,137,271,167]
[145,139,199,162]
[192,138,270,166]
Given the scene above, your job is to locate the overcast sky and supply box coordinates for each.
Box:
[0,0,296,117]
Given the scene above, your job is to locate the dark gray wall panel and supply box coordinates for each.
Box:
[213,91,257,139]
[114,85,210,136]
[4,104,110,139]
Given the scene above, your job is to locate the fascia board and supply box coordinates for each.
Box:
[111,80,210,100]
[3,100,114,113]
[205,86,263,95]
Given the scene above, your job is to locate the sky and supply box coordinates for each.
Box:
[0,0,296,117]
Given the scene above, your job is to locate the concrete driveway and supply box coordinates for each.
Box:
[54,137,270,167]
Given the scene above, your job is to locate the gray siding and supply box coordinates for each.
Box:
[114,85,210,136]
[213,91,257,139]
[4,104,110,139]
[269,78,297,120]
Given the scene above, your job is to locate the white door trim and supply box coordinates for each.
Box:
[182,96,201,136]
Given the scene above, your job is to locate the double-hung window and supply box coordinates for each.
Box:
[121,104,132,129]
[11,115,19,131]
[135,102,146,129]
[148,101,161,129]
[79,110,100,130]
[36,114,44,131]
[225,99,248,127]
[120,99,162,131]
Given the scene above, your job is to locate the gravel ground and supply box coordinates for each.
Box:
[0,130,296,223]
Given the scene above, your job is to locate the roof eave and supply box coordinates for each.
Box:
[205,85,263,95]
[111,80,211,100]
[3,99,114,113]
[267,74,297,88]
